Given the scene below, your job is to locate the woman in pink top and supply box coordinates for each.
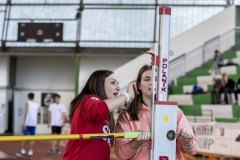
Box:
[114,65,198,160]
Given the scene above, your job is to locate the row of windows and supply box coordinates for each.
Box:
[2,0,240,5]
[0,1,230,48]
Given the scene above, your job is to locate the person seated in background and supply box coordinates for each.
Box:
[221,73,236,104]
[211,78,223,104]
[234,78,240,104]
[191,85,204,94]
[225,59,238,66]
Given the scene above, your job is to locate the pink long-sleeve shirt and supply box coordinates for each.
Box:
[114,104,198,160]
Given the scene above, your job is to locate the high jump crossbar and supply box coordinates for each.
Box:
[0,132,141,142]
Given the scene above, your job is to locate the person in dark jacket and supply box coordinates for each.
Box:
[211,77,223,104]
[234,78,240,104]
[221,73,235,104]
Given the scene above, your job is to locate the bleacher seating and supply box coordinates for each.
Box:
[170,48,240,123]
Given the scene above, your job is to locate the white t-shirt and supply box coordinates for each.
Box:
[25,101,39,126]
[48,103,66,126]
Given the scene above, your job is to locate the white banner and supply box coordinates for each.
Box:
[191,122,240,157]
[191,123,215,153]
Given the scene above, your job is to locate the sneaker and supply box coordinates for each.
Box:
[16,149,26,157]
[47,149,55,154]
[16,152,26,157]
[56,149,61,154]
[28,150,33,156]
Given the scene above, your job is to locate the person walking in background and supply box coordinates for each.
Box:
[114,65,198,160]
[212,50,224,75]
[48,94,68,154]
[16,92,39,157]
[63,70,134,160]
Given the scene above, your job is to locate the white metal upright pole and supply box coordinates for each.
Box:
[149,42,159,160]
[157,6,171,101]
[151,6,178,160]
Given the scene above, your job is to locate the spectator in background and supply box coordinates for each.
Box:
[227,0,234,6]
[192,85,204,94]
[16,93,39,157]
[221,73,236,104]
[211,78,223,104]
[48,94,68,154]
[234,78,240,104]
[225,59,238,66]
[212,50,224,75]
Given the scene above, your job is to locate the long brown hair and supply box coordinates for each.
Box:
[127,65,152,121]
[69,70,115,131]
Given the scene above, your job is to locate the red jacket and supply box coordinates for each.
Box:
[63,95,110,160]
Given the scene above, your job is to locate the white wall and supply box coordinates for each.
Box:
[79,56,133,91]
[13,56,76,134]
[16,56,75,90]
[13,55,132,133]
[0,56,9,86]
[114,54,152,89]
[12,55,135,134]
[0,90,7,134]
[170,5,236,60]
[0,56,9,134]
[13,90,74,134]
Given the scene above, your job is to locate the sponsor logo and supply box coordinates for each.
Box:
[161,58,168,92]
[102,125,110,145]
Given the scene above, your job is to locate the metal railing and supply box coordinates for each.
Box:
[185,108,213,123]
[0,1,230,49]
[169,28,239,83]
